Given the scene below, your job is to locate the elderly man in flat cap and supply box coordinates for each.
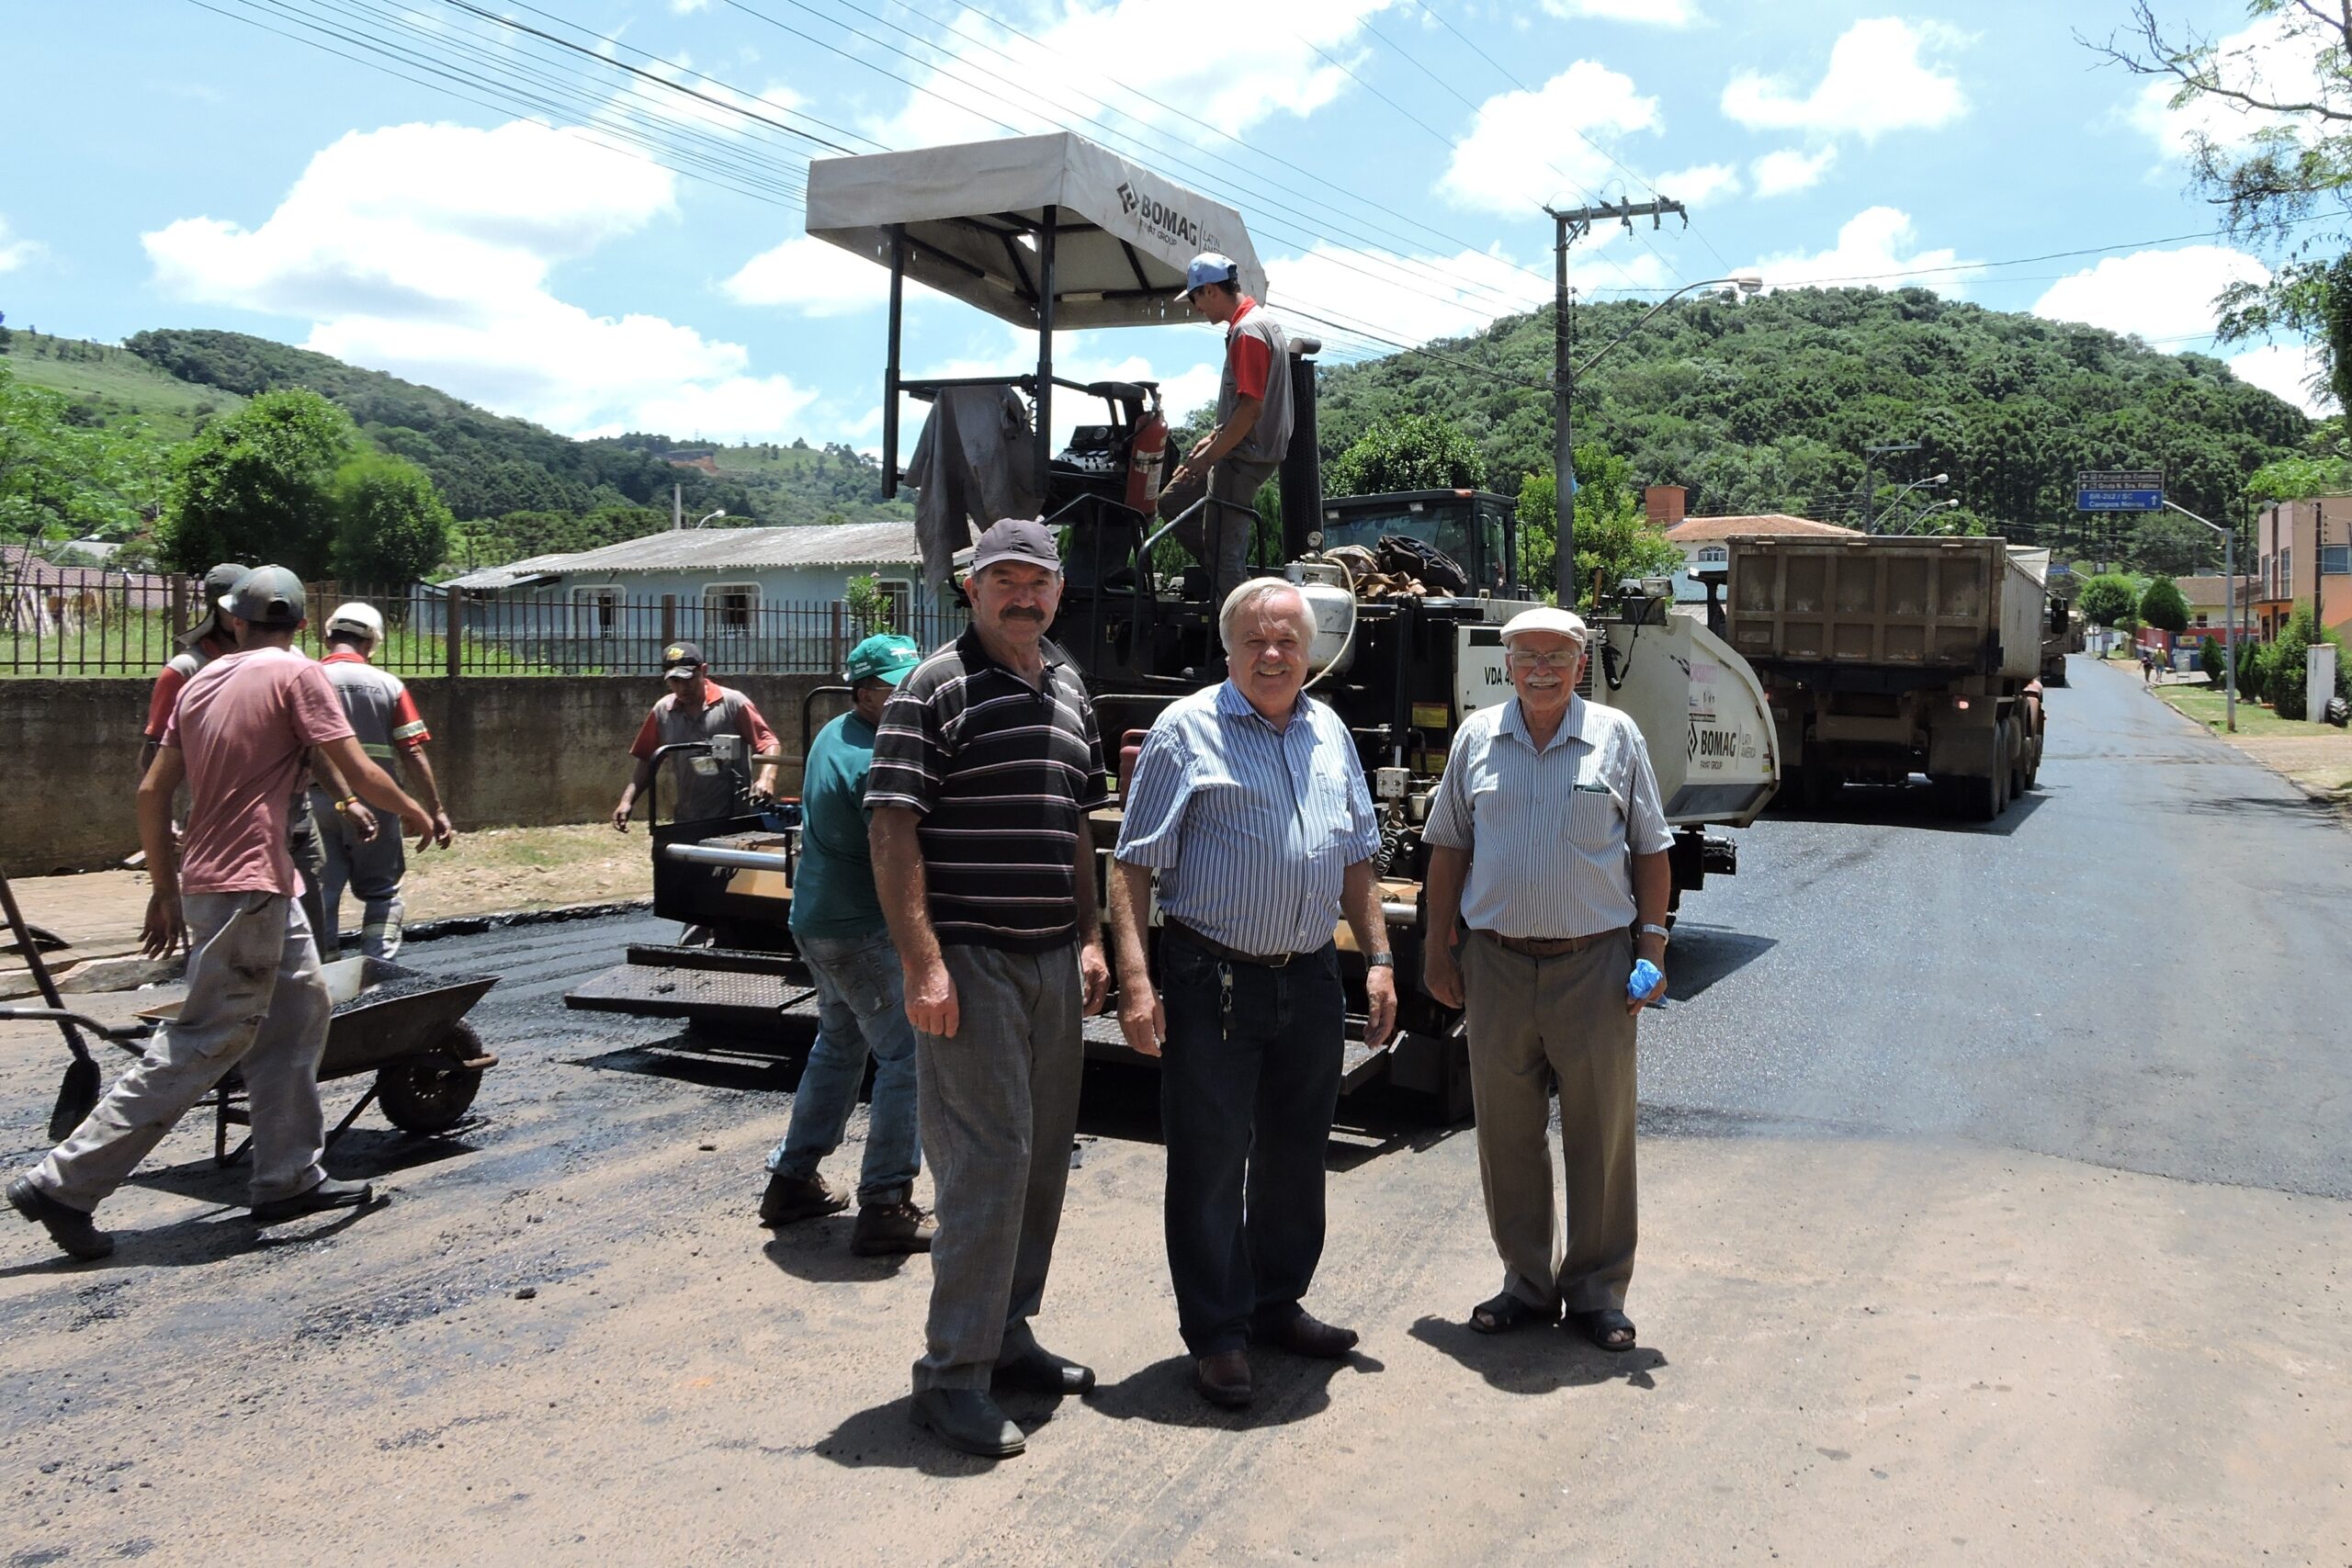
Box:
[1420,606,1672,1353]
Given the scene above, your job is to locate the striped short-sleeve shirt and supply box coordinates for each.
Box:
[1422,694,1674,942]
[1114,681,1380,957]
[864,626,1111,953]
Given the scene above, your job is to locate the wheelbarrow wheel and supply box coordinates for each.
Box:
[375,1021,485,1134]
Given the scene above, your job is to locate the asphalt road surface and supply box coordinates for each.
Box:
[1,654,2345,1566]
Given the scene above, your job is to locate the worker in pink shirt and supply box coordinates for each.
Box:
[9,568,432,1261]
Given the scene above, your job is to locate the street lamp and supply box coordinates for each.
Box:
[1872,474,1948,535]
[1887,497,1960,535]
[690,508,727,529]
[1555,272,1764,604]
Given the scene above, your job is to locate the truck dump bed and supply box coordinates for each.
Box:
[1725,536,2044,681]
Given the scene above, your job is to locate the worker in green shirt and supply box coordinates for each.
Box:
[758,633,933,1256]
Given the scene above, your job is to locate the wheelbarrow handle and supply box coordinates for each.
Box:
[0,1007,153,1043]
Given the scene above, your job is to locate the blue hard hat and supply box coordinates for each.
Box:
[1185,252,1240,297]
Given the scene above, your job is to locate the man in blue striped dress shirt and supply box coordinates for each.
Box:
[1421,605,1673,1354]
[1107,578,1397,1410]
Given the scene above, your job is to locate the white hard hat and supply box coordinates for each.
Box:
[325,602,385,642]
[1498,605,1589,645]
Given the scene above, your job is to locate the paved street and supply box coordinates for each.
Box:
[1,654,2346,1565]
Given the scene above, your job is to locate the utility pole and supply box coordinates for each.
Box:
[1858,440,1918,534]
[1549,196,1685,606]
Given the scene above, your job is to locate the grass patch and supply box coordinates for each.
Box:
[1,341,244,441]
[2156,684,2311,737]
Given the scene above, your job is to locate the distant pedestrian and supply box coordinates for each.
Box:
[866,517,1112,1461]
[611,640,781,830]
[758,632,934,1258]
[1420,606,1673,1353]
[1106,578,1396,1411]
[9,568,432,1261]
[2142,647,2156,685]
[308,603,455,959]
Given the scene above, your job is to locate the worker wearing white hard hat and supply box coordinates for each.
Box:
[1161,251,1295,607]
[308,603,455,959]
[1419,593,1672,1353]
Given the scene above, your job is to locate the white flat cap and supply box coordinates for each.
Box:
[1498,606,1589,644]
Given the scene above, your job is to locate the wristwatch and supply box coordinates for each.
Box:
[1365,953,1395,968]
[1636,923,1671,942]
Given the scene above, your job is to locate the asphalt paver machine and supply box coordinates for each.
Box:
[566,131,1778,1117]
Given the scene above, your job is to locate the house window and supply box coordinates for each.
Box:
[2282,548,2292,595]
[1695,546,1728,564]
[877,578,913,631]
[704,582,760,634]
[2324,545,2350,576]
[573,586,620,638]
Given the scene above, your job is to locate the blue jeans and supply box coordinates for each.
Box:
[766,928,922,1204]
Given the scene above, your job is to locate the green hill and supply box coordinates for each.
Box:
[0,332,243,441]
[1313,286,2312,548]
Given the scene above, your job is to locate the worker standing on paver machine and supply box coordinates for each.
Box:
[1159,252,1294,608]
[310,602,456,959]
[612,640,783,830]
[757,632,934,1257]
[9,568,433,1261]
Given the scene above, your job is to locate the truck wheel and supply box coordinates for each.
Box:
[2005,720,2028,802]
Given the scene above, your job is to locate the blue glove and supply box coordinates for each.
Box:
[1627,958,1664,1004]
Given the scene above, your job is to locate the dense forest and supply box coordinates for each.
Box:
[1313,285,2313,556]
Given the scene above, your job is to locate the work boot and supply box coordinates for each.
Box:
[851,1199,935,1256]
[909,1388,1024,1459]
[249,1178,374,1225]
[8,1177,113,1261]
[1193,1348,1253,1409]
[758,1170,849,1227]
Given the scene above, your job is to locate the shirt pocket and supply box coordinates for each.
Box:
[1566,778,1623,852]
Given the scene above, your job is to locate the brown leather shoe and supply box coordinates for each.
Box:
[1193,1348,1252,1408]
[1256,1311,1357,1359]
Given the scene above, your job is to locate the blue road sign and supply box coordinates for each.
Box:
[2077,468,2163,512]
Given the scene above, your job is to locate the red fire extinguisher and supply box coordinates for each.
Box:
[1126,395,1169,515]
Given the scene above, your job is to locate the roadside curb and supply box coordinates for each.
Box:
[0,897,654,999]
[2149,681,2352,820]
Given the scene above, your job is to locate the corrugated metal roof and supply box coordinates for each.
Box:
[438,523,922,588]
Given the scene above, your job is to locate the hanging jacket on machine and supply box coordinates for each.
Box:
[906,387,1044,597]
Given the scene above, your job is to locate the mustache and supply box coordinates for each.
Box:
[1000,606,1046,621]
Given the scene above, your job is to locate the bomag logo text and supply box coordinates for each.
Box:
[1115,180,1211,249]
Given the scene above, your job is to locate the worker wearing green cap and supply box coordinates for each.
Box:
[759,632,934,1257]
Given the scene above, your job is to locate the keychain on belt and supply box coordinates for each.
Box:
[1217,961,1235,1033]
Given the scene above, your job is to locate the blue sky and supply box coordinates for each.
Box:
[1,0,2328,450]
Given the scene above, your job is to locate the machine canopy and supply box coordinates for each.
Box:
[804,131,1264,331]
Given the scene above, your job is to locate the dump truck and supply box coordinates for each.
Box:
[1727,534,2044,820]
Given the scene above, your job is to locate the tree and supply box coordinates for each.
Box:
[1328,412,1484,497]
[2079,571,2140,626]
[1516,446,1681,611]
[2200,633,2227,685]
[843,572,891,632]
[161,389,355,576]
[2139,575,2192,632]
[2128,513,2213,574]
[331,451,453,586]
[0,364,155,542]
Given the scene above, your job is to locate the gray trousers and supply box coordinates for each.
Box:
[911,941,1082,1393]
[1462,931,1639,1315]
[1162,456,1276,609]
[30,892,332,1213]
[310,786,407,959]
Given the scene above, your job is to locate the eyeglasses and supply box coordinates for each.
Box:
[1507,648,1582,668]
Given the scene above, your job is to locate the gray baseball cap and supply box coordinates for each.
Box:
[220,565,306,628]
[968,517,1060,575]
[177,561,251,649]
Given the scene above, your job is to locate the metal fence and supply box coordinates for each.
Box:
[0,564,967,678]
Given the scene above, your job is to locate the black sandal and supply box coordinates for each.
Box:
[1566,1308,1636,1351]
[1469,1292,1558,1335]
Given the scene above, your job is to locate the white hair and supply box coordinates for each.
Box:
[1218,577,1314,650]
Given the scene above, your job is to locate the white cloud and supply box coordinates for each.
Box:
[1748,207,1973,293]
[141,120,815,442]
[1442,62,1661,214]
[0,216,40,274]
[1751,146,1836,197]
[1722,18,1967,141]
[871,0,1402,151]
[2227,342,2335,415]
[2030,244,2268,343]
[1265,234,1661,352]
[669,0,710,12]
[1661,162,1741,204]
[724,234,902,317]
[2127,13,2343,160]
[1541,0,1700,24]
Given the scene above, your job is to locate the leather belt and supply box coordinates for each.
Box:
[1472,928,1620,959]
[1163,917,1307,968]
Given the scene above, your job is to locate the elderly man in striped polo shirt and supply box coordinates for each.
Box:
[866,518,1113,1461]
[1421,605,1673,1354]
[1106,577,1396,1410]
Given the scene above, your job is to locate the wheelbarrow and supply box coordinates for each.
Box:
[4,955,500,1166]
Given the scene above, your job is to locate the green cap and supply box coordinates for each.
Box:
[845,633,920,687]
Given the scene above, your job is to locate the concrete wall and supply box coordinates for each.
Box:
[0,673,842,877]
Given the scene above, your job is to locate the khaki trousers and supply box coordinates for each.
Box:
[1461,931,1639,1314]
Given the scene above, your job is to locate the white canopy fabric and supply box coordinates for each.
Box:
[805,132,1264,331]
